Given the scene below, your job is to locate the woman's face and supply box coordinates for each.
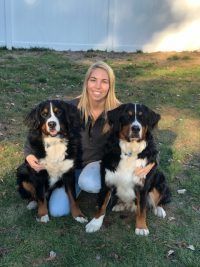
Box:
[87,68,110,103]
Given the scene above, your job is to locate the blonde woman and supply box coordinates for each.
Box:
[25,61,154,216]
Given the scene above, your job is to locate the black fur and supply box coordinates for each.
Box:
[16,100,81,218]
[98,103,171,227]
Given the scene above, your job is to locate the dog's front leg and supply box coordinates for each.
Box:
[86,190,111,233]
[135,191,149,236]
[67,188,88,223]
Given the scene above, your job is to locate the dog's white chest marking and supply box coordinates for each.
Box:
[105,140,147,203]
[40,136,74,186]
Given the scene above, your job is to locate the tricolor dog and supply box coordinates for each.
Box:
[86,103,171,235]
[17,100,87,223]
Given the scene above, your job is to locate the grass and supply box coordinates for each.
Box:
[0,49,200,266]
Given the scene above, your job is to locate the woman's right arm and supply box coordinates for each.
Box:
[24,138,45,172]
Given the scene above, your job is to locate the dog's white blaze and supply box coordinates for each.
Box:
[105,139,147,203]
[130,104,142,138]
[40,136,74,187]
[46,102,60,132]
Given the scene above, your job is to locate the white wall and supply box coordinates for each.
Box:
[1,0,200,52]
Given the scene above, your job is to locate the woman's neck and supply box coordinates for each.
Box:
[89,99,105,120]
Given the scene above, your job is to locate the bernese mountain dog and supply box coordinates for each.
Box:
[17,100,87,223]
[85,103,171,235]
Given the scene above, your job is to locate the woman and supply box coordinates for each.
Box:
[25,61,154,216]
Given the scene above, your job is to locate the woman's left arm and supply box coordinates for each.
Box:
[134,163,155,177]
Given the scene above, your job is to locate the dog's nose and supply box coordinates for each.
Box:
[131,125,140,132]
[48,121,56,129]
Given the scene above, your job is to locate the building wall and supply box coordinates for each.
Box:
[1,0,200,52]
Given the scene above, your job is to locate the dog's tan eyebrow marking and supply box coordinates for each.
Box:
[139,111,142,115]
[54,107,58,112]
[128,111,133,116]
[42,108,48,113]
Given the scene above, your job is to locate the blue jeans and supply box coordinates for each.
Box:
[48,161,101,217]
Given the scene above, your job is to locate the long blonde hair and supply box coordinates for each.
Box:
[77,61,120,124]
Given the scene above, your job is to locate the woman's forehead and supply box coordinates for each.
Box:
[90,68,109,79]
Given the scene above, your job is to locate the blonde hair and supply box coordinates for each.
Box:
[77,61,120,124]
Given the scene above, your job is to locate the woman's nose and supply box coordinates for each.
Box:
[96,80,101,89]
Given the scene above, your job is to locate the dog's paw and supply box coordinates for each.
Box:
[135,228,149,236]
[27,201,37,210]
[75,216,88,223]
[85,215,105,233]
[36,214,50,223]
[154,206,166,218]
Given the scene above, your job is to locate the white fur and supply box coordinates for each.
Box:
[46,103,60,132]
[27,201,37,210]
[135,228,149,236]
[85,215,105,233]
[40,136,74,187]
[112,202,137,212]
[154,206,166,218]
[36,214,50,223]
[75,216,88,223]
[105,140,147,204]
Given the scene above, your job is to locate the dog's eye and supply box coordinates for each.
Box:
[41,112,48,118]
[54,109,62,116]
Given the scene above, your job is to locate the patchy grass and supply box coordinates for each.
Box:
[0,49,199,266]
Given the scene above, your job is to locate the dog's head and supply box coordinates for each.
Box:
[25,100,80,137]
[107,103,160,142]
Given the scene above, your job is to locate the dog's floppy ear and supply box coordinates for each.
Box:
[144,105,161,129]
[106,104,127,132]
[24,103,42,129]
[61,102,81,131]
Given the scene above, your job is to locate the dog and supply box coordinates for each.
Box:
[17,100,87,223]
[85,103,171,235]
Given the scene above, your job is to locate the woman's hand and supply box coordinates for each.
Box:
[26,154,45,172]
[134,162,155,178]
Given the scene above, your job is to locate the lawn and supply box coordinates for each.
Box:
[0,48,199,267]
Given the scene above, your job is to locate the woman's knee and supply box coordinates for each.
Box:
[49,187,70,217]
[78,161,101,193]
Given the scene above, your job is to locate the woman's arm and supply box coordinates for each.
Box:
[134,163,155,178]
[24,138,45,172]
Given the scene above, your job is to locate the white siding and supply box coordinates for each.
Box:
[1,0,200,52]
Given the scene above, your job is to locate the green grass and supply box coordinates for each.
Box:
[0,49,200,266]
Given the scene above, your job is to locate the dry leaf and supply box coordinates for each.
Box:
[177,189,186,194]
[96,254,101,260]
[187,245,195,251]
[167,249,175,257]
[49,251,56,258]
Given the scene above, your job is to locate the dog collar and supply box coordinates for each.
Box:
[123,151,132,157]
